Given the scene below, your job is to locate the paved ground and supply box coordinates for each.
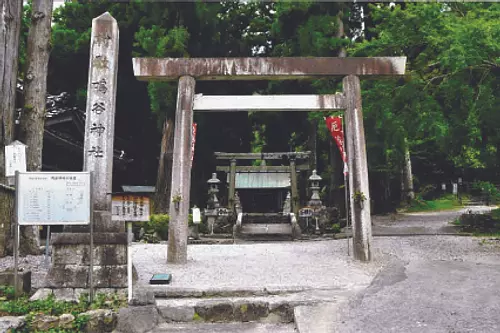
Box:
[131,206,500,332]
[371,206,495,235]
[330,206,500,333]
[152,323,297,333]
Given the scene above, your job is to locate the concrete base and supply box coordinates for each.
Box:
[44,231,129,289]
[0,269,31,294]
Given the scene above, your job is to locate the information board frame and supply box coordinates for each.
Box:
[16,171,92,226]
[13,171,94,300]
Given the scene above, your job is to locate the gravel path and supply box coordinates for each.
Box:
[131,240,383,293]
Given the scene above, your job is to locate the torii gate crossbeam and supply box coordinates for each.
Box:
[132,57,406,263]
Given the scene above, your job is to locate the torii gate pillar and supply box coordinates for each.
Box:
[133,56,406,263]
[343,75,371,261]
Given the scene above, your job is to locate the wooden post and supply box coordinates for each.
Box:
[289,157,299,216]
[167,76,195,264]
[228,159,237,211]
[343,75,372,261]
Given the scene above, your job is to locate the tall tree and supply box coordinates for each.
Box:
[18,0,54,255]
[0,0,23,183]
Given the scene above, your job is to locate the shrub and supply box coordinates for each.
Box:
[331,223,341,234]
[146,214,169,240]
[471,181,500,204]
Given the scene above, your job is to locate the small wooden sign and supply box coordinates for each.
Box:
[5,141,27,178]
[112,194,150,222]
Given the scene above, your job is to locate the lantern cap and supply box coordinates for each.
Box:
[207,172,221,184]
[308,170,322,181]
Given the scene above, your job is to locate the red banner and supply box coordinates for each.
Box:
[191,123,197,162]
[325,116,348,174]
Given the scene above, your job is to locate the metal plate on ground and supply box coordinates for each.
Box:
[150,274,172,285]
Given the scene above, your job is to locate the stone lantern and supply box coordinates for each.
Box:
[308,170,322,208]
[207,172,221,209]
[205,173,221,234]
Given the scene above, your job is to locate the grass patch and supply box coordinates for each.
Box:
[404,194,463,213]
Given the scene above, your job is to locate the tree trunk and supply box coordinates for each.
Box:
[18,0,53,255]
[154,118,174,213]
[402,138,415,203]
[0,0,23,183]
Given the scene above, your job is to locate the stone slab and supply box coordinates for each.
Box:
[155,289,352,323]
[44,264,128,288]
[115,305,159,333]
[51,232,127,245]
[151,322,298,333]
[52,243,127,265]
[294,303,341,333]
[30,288,53,301]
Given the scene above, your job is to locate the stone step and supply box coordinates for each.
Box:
[151,322,298,333]
[154,288,350,324]
[240,223,292,235]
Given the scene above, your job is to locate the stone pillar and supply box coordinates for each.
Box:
[289,157,299,216]
[343,75,372,261]
[46,13,127,294]
[167,76,195,264]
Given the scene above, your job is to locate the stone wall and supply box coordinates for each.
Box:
[0,184,15,257]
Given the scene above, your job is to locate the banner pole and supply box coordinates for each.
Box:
[341,116,350,256]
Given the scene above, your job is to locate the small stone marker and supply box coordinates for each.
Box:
[83,12,119,214]
[192,206,201,224]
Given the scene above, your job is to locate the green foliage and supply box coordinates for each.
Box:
[471,181,500,204]
[455,210,500,236]
[331,223,341,234]
[0,285,16,300]
[0,290,126,332]
[145,214,170,240]
[406,194,462,213]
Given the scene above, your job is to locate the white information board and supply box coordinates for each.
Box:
[16,172,91,225]
[112,195,150,222]
[5,143,27,177]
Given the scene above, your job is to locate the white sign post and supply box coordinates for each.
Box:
[14,171,92,298]
[5,141,27,186]
[111,194,151,302]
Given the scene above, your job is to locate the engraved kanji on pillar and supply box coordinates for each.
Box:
[83,12,119,212]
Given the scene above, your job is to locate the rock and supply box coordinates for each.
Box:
[129,289,155,306]
[53,288,77,302]
[194,300,234,322]
[234,301,269,322]
[82,309,118,333]
[158,305,195,322]
[29,288,53,301]
[115,306,159,333]
[59,313,75,329]
[31,314,59,331]
[0,316,25,332]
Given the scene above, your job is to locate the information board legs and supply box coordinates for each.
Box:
[14,224,19,298]
[45,226,51,266]
[127,221,132,302]
[14,171,19,298]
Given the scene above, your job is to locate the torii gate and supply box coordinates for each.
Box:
[132,57,406,263]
